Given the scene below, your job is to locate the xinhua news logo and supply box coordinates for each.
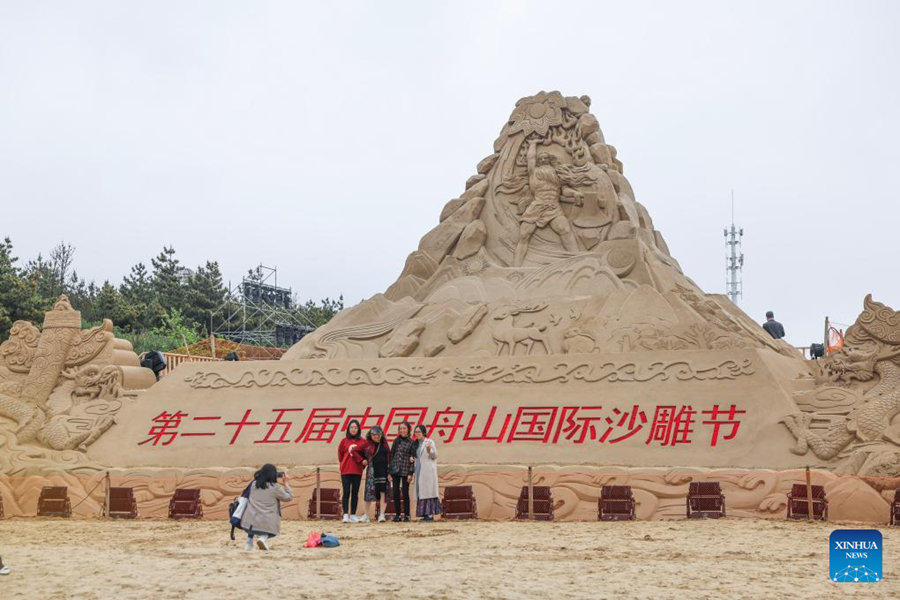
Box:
[829,529,882,583]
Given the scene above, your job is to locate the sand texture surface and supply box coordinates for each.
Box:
[0,518,897,599]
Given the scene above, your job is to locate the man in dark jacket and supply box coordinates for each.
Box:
[762,311,785,339]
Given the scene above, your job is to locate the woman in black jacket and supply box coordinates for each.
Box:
[389,421,416,522]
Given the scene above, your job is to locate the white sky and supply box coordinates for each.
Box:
[1,1,898,348]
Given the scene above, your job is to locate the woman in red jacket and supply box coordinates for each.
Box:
[337,419,365,522]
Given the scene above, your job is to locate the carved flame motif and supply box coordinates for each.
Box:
[0,321,41,373]
[65,320,115,367]
[857,294,900,344]
[506,91,566,137]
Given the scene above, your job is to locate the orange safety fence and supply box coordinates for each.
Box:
[827,327,845,354]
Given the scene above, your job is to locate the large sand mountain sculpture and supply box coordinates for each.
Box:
[285,91,795,361]
[0,91,897,521]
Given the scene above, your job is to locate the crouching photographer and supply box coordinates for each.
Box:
[239,464,292,550]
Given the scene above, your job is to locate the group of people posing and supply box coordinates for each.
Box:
[338,420,441,523]
[236,421,441,550]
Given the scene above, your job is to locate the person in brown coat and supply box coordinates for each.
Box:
[240,464,293,550]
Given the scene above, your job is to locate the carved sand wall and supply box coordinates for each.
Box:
[2,92,898,523]
[0,467,894,524]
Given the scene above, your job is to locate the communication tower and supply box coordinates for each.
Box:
[724,192,744,304]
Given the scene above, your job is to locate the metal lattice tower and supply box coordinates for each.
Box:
[210,264,314,347]
[724,192,744,304]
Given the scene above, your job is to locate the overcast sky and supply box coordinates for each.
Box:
[1,1,898,348]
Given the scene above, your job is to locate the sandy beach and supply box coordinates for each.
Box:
[0,518,897,600]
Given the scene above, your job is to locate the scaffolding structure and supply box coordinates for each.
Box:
[210,264,314,348]
[724,193,744,304]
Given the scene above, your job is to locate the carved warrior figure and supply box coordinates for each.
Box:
[512,137,583,267]
[0,296,143,451]
[781,295,900,468]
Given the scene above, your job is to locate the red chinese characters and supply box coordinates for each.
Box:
[295,408,346,443]
[256,409,304,444]
[645,405,695,446]
[508,407,558,443]
[139,411,189,446]
[552,406,604,444]
[137,403,746,448]
[598,405,648,444]
[702,404,747,447]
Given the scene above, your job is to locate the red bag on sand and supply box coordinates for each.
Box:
[305,531,322,548]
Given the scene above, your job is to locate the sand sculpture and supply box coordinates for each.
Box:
[1,92,897,522]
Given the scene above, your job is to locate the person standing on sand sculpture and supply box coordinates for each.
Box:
[513,137,583,267]
[762,311,785,340]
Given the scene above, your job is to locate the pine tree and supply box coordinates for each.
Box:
[0,238,44,341]
[295,295,344,327]
[92,281,123,324]
[186,261,227,334]
[120,262,162,332]
[150,246,186,327]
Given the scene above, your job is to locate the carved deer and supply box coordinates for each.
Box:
[491,304,551,356]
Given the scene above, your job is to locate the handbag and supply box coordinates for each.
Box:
[228,483,252,540]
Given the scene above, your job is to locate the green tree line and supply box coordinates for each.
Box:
[0,238,342,352]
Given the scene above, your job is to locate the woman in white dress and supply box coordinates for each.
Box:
[412,424,441,521]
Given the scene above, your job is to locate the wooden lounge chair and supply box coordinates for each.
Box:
[515,486,553,521]
[890,489,899,526]
[168,488,203,519]
[307,488,342,520]
[786,483,827,521]
[107,487,138,519]
[442,485,478,520]
[37,486,71,517]
[686,481,725,519]
[598,485,636,521]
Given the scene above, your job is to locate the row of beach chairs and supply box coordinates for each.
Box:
[7,483,900,523]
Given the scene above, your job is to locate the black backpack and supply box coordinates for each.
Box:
[228,483,253,540]
[228,496,241,540]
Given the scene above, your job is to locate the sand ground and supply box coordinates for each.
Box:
[0,518,897,600]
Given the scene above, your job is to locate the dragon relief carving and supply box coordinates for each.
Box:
[781,295,900,476]
[0,296,138,453]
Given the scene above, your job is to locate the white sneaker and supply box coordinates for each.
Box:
[0,566,9,576]
[243,537,254,551]
[256,535,270,551]
[377,513,386,522]
[342,514,349,523]
[348,514,359,523]
[359,514,370,523]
